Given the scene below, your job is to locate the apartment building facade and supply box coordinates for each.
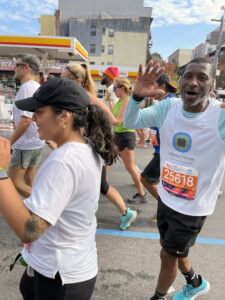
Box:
[168,49,193,67]
[41,0,153,67]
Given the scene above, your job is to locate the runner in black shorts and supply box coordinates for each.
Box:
[157,197,206,258]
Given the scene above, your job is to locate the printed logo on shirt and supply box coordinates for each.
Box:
[173,132,192,153]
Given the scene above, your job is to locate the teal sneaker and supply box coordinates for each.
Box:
[173,276,210,299]
[120,208,137,230]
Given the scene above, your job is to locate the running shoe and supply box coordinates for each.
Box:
[120,208,137,230]
[136,142,147,148]
[127,193,148,204]
[152,213,157,222]
[172,276,210,299]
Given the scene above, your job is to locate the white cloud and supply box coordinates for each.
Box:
[144,0,225,26]
[0,0,58,35]
[10,14,24,21]
[0,25,9,32]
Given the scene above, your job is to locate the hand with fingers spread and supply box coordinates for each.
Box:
[133,60,165,100]
[0,137,11,169]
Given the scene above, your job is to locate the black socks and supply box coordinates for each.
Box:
[182,267,202,287]
[151,291,167,299]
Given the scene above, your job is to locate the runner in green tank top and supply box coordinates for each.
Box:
[112,77,148,203]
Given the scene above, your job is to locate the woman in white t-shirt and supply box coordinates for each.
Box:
[0,78,116,300]
[61,63,137,231]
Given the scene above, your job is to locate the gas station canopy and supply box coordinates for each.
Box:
[0,35,88,62]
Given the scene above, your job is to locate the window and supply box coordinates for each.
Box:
[101,62,104,65]
[90,44,96,54]
[102,45,105,53]
[107,62,113,66]
[108,45,113,55]
[91,26,96,36]
[90,61,95,65]
[109,27,114,37]
[103,27,106,35]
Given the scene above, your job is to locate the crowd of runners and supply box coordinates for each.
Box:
[0,53,224,300]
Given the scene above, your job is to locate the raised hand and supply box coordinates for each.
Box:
[133,60,165,98]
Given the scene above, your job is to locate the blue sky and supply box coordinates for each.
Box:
[150,23,218,59]
[0,0,224,60]
[144,0,224,59]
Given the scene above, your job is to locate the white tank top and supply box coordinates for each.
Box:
[158,99,225,216]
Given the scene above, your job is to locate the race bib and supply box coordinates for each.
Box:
[162,161,198,200]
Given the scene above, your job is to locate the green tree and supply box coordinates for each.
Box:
[147,52,162,62]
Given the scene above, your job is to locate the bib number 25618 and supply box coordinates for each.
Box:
[162,161,198,200]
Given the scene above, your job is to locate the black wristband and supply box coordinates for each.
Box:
[132,92,144,102]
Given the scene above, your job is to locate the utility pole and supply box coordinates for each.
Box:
[211,6,225,83]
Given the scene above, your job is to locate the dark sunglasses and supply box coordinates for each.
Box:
[113,86,123,92]
[66,66,79,79]
[16,63,27,68]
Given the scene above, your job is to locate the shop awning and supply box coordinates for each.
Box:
[0,35,88,61]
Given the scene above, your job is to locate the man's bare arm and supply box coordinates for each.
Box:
[9,116,31,145]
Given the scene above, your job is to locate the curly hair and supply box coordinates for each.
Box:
[51,105,117,165]
[85,105,117,165]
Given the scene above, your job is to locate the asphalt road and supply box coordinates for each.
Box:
[0,133,225,300]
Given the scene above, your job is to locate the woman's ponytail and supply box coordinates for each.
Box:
[85,105,117,165]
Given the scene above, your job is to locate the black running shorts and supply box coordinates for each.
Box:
[157,197,206,258]
[141,152,160,184]
[114,131,136,152]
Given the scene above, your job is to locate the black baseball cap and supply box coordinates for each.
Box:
[15,77,90,114]
[156,73,177,93]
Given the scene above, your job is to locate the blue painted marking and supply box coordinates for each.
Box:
[96,228,225,246]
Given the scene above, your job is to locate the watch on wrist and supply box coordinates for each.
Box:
[132,92,144,102]
[0,167,9,180]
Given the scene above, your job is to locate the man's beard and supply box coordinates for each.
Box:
[101,78,107,85]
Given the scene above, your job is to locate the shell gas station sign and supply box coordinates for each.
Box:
[90,67,138,82]
[0,35,88,62]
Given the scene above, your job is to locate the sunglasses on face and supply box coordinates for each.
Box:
[113,86,123,92]
[15,63,27,68]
